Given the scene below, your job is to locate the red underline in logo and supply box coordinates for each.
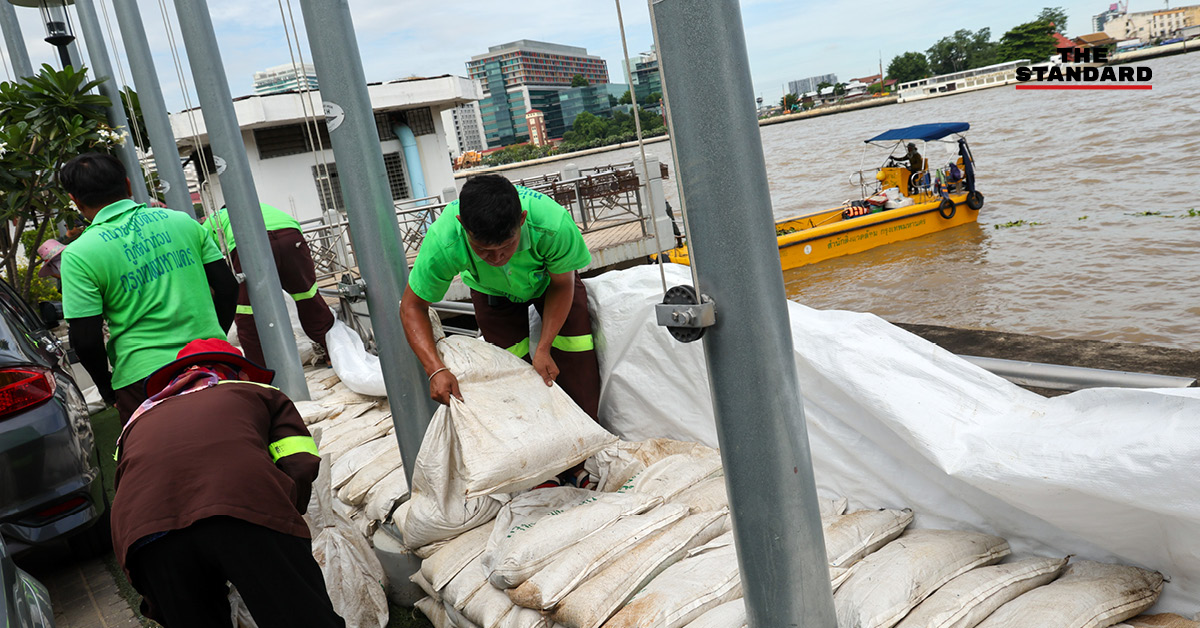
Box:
[1015,84,1152,90]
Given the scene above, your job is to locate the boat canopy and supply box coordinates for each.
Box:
[865,122,970,143]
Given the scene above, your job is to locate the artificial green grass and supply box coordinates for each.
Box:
[388,604,434,628]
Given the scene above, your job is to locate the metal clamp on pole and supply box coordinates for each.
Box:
[336,274,367,300]
[655,285,715,343]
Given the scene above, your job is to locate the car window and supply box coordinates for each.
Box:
[0,279,47,333]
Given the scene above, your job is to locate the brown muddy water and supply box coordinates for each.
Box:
[497,52,1200,350]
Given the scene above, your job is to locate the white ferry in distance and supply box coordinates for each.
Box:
[897,59,1029,103]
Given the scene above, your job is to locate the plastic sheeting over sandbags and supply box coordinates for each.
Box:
[327,318,388,397]
[976,560,1164,628]
[895,556,1068,628]
[585,264,1200,612]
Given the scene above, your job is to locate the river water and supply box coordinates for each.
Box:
[497,53,1200,350]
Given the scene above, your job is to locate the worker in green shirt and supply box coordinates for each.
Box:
[57,153,238,424]
[208,203,334,365]
[400,174,601,421]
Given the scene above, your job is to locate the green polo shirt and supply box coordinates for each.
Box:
[408,186,591,303]
[209,203,302,251]
[61,199,226,389]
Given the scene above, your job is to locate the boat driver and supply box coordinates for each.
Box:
[901,142,925,178]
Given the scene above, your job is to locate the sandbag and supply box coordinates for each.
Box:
[823,508,914,587]
[412,569,438,600]
[331,436,397,490]
[508,505,689,610]
[293,400,339,425]
[460,579,516,628]
[327,318,388,397]
[319,410,393,461]
[434,335,617,498]
[442,554,490,611]
[976,560,1164,628]
[339,445,403,507]
[683,599,747,628]
[604,532,742,628]
[551,511,728,628]
[422,525,493,591]
[834,529,1010,628]
[415,597,453,628]
[364,466,409,524]
[484,487,662,590]
[895,556,1068,628]
[1120,614,1200,628]
[618,452,723,501]
[666,476,728,514]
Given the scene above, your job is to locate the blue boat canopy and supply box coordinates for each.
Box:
[865,122,970,143]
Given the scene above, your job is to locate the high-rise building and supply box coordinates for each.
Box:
[466,40,610,146]
[526,110,548,147]
[787,73,838,97]
[442,103,487,156]
[1092,4,1124,32]
[253,62,319,95]
[630,51,662,104]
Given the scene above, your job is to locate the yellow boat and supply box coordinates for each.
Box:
[668,122,985,270]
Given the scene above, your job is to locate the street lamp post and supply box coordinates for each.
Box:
[10,0,78,68]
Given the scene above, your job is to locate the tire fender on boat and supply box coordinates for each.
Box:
[966,191,985,211]
[938,198,957,220]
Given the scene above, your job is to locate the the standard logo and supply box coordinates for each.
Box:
[1016,48,1152,90]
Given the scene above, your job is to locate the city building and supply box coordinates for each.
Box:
[627,50,662,104]
[1092,3,1125,33]
[252,62,319,95]
[441,102,486,157]
[787,73,837,97]
[557,83,628,130]
[849,74,897,92]
[526,110,548,146]
[1103,4,1200,41]
[170,75,479,222]
[466,40,610,146]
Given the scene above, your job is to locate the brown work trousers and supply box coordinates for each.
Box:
[231,228,335,366]
[469,273,601,421]
[115,379,149,425]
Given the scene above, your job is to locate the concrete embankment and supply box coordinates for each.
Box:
[1111,40,1199,64]
[758,95,898,127]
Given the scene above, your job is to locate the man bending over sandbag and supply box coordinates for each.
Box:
[400,174,601,420]
[109,338,344,628]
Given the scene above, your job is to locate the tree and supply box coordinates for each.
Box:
[996,20,1057,63]
[816,81,833,93]
[619,90,632,105]
[926,28,996,75]
[887,51,931,83]
[780,92,799,110]
[608,94,618,107]
[570,74,589,87]
[1038,7,1068,34]
[646,92,661,104]
[0,65,126,300]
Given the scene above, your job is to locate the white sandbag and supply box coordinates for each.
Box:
[294,400,339,425]
[339,445,403,507]
[331,436,396,490]
[495,606,553,628]
[484,487,662,590]
[895,556,1068,628]
[320,410,393,461]
[460,580,516,628]
[364,466,410,524]
[415,597,454,628]
[508,505,689,610]
[604,531,742,628]
[442,554,490,610]
[318,385,377,408]
[684,599,747,628]
[551,511,728,628]
[422,525,493,591]
[585,442,646,493]
[1121,614,1200,628]
[823,508,914,587]
[228,586,259,628]
[327,318,388,397]
[431,336,617,498]
[307,456,389,628]
[976,560,1164,628]
[835,529,1011,628]
[445,602,483,628]
[666,476,728,514]
[822,496,849,517]
[412,569,438,600]
[618,452,723,501]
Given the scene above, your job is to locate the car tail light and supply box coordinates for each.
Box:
[35,496,87,519]
[0,367,57,418]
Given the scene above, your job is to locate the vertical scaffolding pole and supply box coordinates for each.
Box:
[73,0,148,205]
[0,1,33,79]
[297,0,435,486]
[171,0,308,401]
[110,0,196,217]
[649,1,837,626]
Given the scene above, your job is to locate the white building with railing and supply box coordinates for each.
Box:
[896,60,1028,103]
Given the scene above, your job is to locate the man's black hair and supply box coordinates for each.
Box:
[59,153,129,209]
[458,175,523,245]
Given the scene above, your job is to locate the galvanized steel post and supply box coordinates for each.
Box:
[73,0,149,205]
[0,1,33,78]
[298,0,436,486]
[650,1,837,626]
[170,0,308,401]
[110,0,196,218]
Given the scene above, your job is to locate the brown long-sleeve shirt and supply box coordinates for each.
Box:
[110,381,320,571]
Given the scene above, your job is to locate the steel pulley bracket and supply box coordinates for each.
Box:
[336,273,368,301]
[655,285,715,343]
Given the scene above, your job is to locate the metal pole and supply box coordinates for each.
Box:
[73,0,148,205]
[649,1,836,626]
[0,1,32,78]
[170,0,308,401]
[110,0,196,218]
[298,0,435,488]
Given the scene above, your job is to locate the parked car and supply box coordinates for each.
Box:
[0,278,108,557]
[0,535,53,627]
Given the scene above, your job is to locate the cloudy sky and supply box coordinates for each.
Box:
[2,0,1106,112]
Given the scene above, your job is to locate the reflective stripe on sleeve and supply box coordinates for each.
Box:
[268,435,319,463]
[551,334,595,352]
[506,337,531,358]
[290,283,319,301]
[236,304,254,315]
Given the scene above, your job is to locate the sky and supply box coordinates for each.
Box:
[0,0,1117,113]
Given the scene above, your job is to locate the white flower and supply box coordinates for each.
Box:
[0,141,7,156]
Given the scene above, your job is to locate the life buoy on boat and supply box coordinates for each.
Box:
[938,198,956,220]
[966,191,985,210]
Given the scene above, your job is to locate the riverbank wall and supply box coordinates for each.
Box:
[1111,39,1199,64]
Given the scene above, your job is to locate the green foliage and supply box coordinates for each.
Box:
[482,143,559,167]
[887,51,931,83]
[926,28,996,74]
[1126,209,1200,218]
[997,20,1057,63]
[23,266,61,303]
[561,108,666,148]
[1038,7,1068,33]
[993,220,1045,229]
[119,87,150,154]
[619,90,632,105]
[868,82,884,94]
[646,92,661,103]
[780,92,799,110]
[608,94,618,107]
[832,82,847,98]
[816,81,833,93]
[570,74,589,87]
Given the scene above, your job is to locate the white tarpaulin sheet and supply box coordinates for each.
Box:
[585,264,1200,613]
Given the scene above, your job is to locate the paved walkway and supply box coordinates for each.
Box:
[17,548,142,628]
